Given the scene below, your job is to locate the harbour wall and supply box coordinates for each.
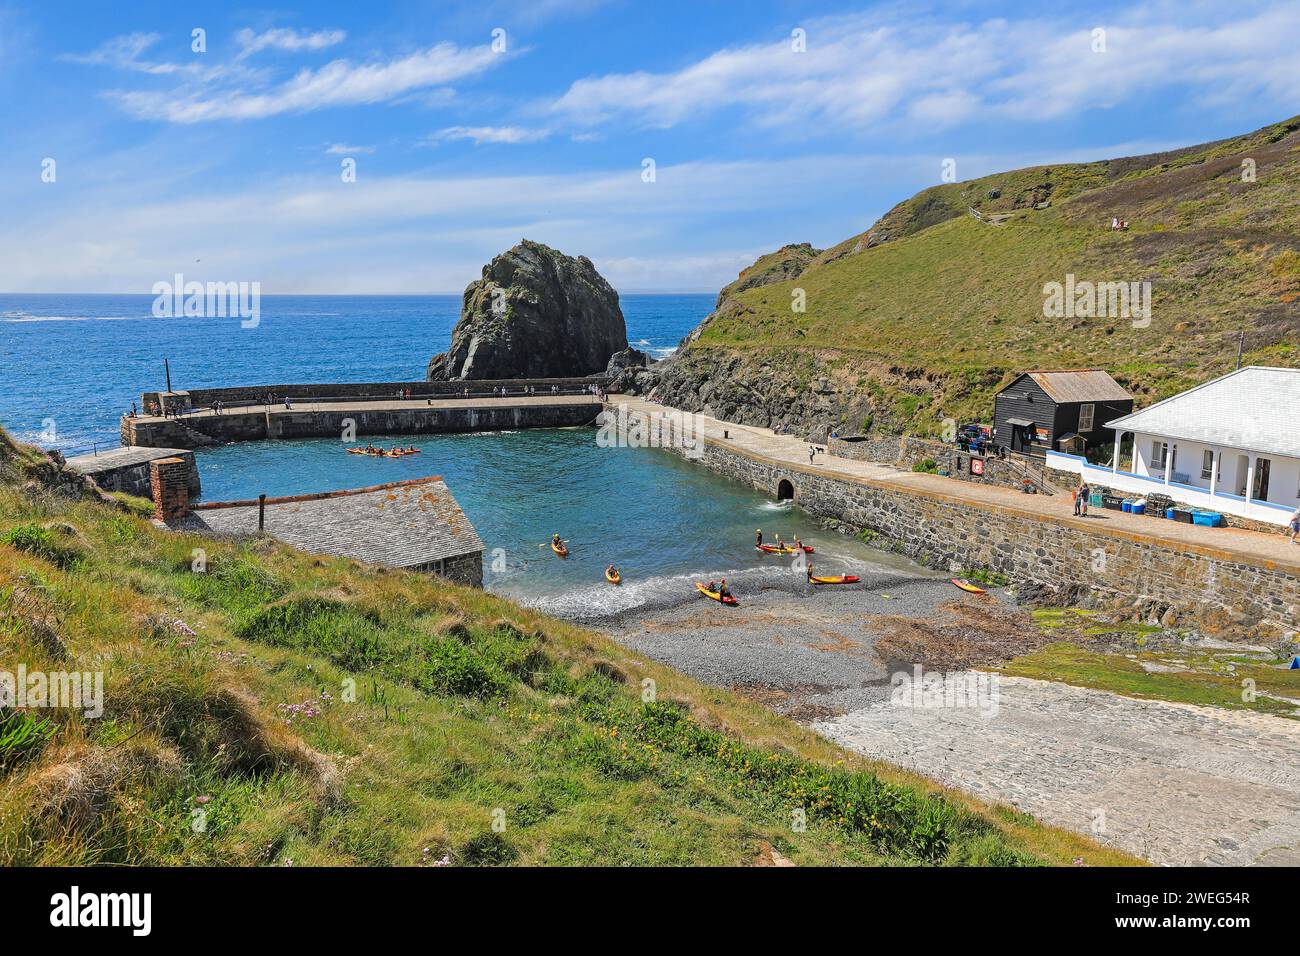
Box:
[628,410,1299,636]
[143,377,610,413]
[124,402,604,449]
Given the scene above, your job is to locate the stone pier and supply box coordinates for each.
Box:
[123,395,604,449]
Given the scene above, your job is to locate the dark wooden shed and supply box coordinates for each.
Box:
[993,370,1133,458]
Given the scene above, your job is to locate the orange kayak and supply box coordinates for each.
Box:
[951,578,986,594]
[756,544,815,554]
[551,541,569,557]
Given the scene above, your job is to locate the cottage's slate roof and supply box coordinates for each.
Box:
[1020,370,1132,404]
[176,476,484,569]
[1105,366,1300,460]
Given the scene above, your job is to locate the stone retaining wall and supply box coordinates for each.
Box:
[642,414,1298,636]
[830,434,1060,495]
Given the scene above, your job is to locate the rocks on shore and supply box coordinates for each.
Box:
[427,239,628,381]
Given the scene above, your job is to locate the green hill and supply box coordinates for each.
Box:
[646,116,1300,438]
[0,429,1129,866]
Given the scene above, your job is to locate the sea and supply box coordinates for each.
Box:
[0,293,917,617]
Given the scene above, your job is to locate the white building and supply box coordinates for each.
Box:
[1046,366,1300,527]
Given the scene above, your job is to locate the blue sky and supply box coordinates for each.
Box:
[1,0,1298,293]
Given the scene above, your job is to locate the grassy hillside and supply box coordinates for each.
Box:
[0,430,1131,866]
[657,115,1300,436]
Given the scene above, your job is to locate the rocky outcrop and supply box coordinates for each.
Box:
[682,243,822,348]
[714,242,821,307]
[628,348,876,441]
[427,240,627,380]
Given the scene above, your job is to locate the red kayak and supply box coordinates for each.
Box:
[810,574,860,585]
[756,543,815,554]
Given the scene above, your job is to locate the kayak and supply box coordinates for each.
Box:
[756,544,815,554]
[696,582,738,606]
[810,574,860,585]
[951,578,987,594]
[605,569,621,585]
[551,541,569,557]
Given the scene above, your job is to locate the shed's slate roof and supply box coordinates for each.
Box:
[1105,366,1300,460]
[67,445,191,474]
[1020,370,1132,404]
[177,476,483,569]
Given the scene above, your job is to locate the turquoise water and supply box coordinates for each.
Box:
[195,428,912,618]
[0,293,703,455]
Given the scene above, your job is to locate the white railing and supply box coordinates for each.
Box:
[1046,451,1294,527]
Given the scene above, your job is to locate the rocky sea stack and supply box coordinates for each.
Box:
[427,239,628,380]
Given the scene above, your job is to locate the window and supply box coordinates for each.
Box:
[1151,441,1167,470]
[1078,403,1095,432]
[1201,450,1214,480]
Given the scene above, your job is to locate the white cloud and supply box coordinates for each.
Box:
[63,32,181,75]
[235,27,346,58]
[433,125,549,144]
[111,42,502,123]
[0,155,886,292]
[545,4,1300,135]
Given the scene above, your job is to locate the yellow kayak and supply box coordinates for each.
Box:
[951,578,987,594]
[605,569,621,585]
[551,541,569,557]
[696,582,738,606]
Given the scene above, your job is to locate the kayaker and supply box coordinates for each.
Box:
[755,529,763,547]
[706,579,718,593]
[794,537,804,552]
[552,533,563,548]
[607,564,618,578]
[718,579,731,599]
[806,562,814,582]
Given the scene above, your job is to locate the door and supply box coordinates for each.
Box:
[1254,458,1271,501]
[1236,455,1249,496]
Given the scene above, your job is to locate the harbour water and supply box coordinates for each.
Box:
[0,292,924,615]
[195,428,923,619]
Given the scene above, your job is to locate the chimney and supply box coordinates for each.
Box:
[150,456,191,522]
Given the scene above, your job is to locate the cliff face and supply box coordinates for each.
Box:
[428,240,627,380]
